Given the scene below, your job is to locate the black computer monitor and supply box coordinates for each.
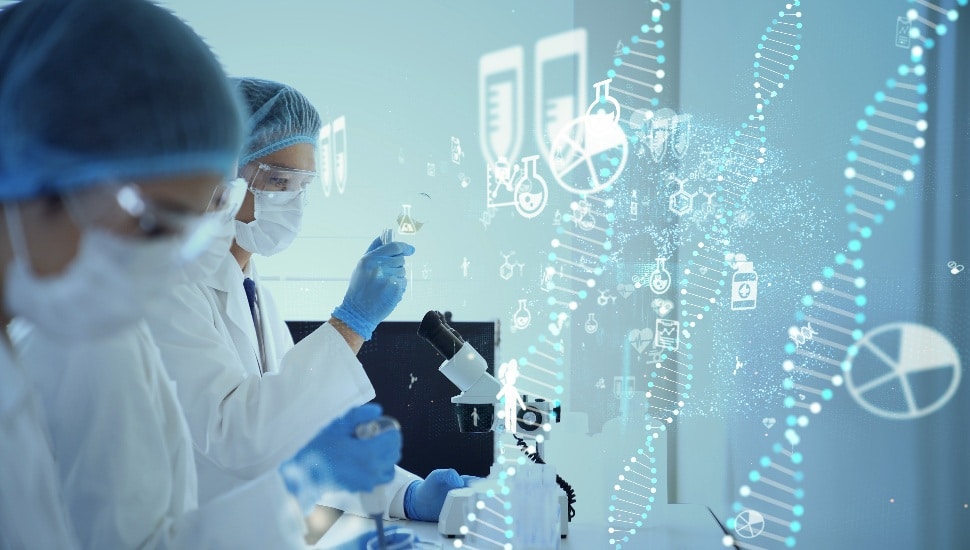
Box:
[286,318,497,478]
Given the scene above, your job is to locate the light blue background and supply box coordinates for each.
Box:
[106,0,970,546]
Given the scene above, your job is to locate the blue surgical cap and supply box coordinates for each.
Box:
[0,0,245,201]
[232,77,323,166]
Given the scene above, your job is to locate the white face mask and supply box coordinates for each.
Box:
[234,190,304,257]
[3,203,186,340]
[182,211,235,282]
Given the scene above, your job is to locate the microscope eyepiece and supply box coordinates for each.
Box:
[418,310,465,360]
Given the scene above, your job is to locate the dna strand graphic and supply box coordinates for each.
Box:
[724,2,963,548]
[605,2,806,548]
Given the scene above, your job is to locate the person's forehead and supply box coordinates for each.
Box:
[257,143,315,172]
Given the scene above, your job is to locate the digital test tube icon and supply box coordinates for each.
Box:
[332,115,347,195]
[534,28,587,163]
[318,122,332,197]
[479,46,524,167]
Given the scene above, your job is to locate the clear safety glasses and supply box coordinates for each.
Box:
[63,178,247,261]
[241,162,316,202]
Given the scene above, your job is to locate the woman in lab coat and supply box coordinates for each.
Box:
[0,0,342,547]
[147,78,473,523]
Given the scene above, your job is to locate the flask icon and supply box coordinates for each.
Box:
[584,313,599,334]
[397,204,417,234]
[731,255,758,310]
[649,257,671,295]
[512,299,532,331]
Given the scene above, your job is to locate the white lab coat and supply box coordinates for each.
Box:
[0,340,78,550]
[15,320,308,549]
[146,252,418,518]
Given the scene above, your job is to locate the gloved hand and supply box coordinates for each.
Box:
[332,235,415,340]
[403,468,475,522]
[279,403,401,513]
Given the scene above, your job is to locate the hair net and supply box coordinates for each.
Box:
[0,0,245,201]
[232,77,323,166]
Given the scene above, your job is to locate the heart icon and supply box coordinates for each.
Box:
[628,328,653,354]
[762,417,776,429]
[652,298,674,317]
[617,283,635,299]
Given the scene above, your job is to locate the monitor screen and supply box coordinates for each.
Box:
[286,318,498,478]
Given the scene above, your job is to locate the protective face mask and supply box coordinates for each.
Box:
[233,190,304,256]
[3,203,186,340]
[181,211,235,282]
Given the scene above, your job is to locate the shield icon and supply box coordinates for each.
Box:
[671,113,691,159]
[649,108,677,162]
[647,116,669,162]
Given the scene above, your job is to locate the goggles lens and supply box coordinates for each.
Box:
[63,177,247,262]
[246,162,316,198]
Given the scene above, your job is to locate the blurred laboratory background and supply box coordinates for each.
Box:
[73,0,970,547]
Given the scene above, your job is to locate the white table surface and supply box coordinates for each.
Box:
[312,503,733,549]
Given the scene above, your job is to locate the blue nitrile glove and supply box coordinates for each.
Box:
[403,468,471,522]
[332,235,415,340]
[279,403,401,513]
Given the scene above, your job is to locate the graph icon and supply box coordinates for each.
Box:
[843,322,961,420]
[733,509,765,539]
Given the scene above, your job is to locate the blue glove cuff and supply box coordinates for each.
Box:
[403,480,423,520]
[332,304,376,341]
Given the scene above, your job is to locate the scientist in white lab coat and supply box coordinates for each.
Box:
[148,77,475,523]
[1,0,397,547]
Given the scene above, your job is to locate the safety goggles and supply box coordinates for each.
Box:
[63,178,247,261]
[241,162,316,200]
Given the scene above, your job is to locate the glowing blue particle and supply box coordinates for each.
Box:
[607,69,616,78]
[793,505,805,517]
[656,39,664,48]
[791,521,802,533]
[792,452,803,464]
[749,471,761,482]
[855,312,866,324]
[860,227,872,238]
[852,258,864,270]
[835,253,847,265]
[864,105,876,116]
[918,102,928,113]
[614,58,622,67]
[856,119,868,131]
[795,489,805,499]
[784,396,796,408]
[874,91,886,102]
[657,55,665,64]
[848,240,861,252]
[855,295,867,307]
[822,389,833,400]
[846,151,858,162]
[823,267,835,278]
[801,295,813,307]
[786,536,797,548]
[760,457,771,467]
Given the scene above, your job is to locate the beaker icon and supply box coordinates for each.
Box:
[512,299,532,331]
[398,204,417,235]
[584,313,599,334]
[649,257,672,295]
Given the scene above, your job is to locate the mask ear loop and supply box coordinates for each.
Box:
[3,202,35,273]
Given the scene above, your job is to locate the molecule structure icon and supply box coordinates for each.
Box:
[668,175,698,216]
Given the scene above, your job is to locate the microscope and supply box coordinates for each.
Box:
[418,311,571,542]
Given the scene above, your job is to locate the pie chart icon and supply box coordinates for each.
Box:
[733,509,765,539]
[549,113,629,195]
[844,322,961,420]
